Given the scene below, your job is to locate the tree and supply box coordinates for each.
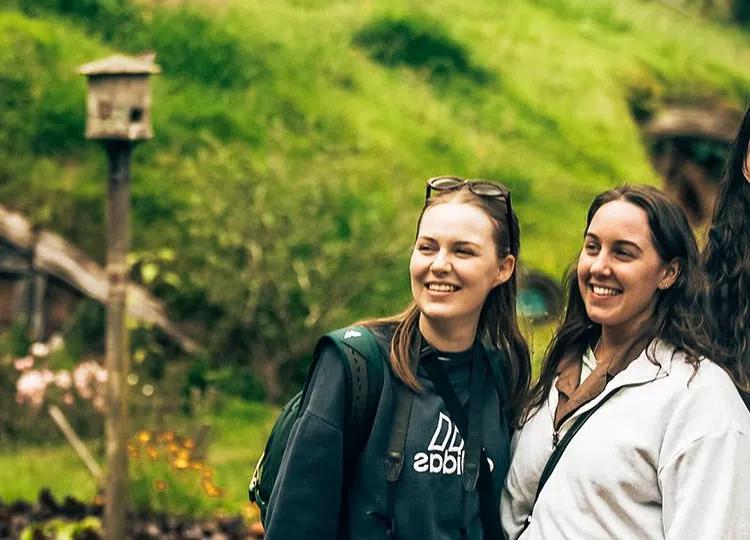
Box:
[162,139,408,401]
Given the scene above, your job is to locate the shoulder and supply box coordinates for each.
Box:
[651,341,750,453]
[318,322,394,354]
[364,321,397,348]
[657,341,741,403]
[312,323,393,385]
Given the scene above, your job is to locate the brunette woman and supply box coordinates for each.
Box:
[502,185,750,539]
[265,177,530,540]
[703,105,750,409]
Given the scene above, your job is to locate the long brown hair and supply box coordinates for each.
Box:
[526,185,717,417]
[703,105,750,396]
[366,185,531,423]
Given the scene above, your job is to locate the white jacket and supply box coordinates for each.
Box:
[502,340,750,540]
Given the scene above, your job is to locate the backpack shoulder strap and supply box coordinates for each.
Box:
[485,348,509,404]
[485,347,512,435]
[315,325,386,467]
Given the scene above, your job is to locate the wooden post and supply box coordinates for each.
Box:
[103,140,132,540]
[29,272,47,342]
[79,54,160,540]
[48,405,103,482]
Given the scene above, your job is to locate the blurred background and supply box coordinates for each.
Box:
[1,0,749,537]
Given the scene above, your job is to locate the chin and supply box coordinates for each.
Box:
[585,309,619,327]
[420,307,457,322]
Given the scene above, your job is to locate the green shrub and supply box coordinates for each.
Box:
[353,14,491,83]
[141,9,265,89]
[157,138,404,401]
[20,516,102,540]
[128,430,225,517]
[16,0,142,43]
[30,80,86,155]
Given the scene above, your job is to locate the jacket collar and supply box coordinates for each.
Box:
[548,339,674,425]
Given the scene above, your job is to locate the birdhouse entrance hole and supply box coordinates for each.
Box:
[129,107,143,123]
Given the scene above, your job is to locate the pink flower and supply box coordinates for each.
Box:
[54,370,72,390]
[95,368,108,384]
[92,396,106,412]
[16,369,53,408]
[48,334,65,352]
[73,361,107,401]
[30,342,50,358]
[13,356,34,371]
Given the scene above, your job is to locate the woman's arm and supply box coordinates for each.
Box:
[264,344,348,540]
[500,431,534,540]
[659,430,750,539]
[659,367,750,540]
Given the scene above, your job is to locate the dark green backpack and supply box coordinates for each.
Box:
[248,325,386,523]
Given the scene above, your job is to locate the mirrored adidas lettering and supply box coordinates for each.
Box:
[413,412,494,475]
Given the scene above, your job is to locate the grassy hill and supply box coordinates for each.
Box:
[2,0,750,394]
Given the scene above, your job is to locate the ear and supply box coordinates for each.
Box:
[658,258,680,290]
[492,254,516,288]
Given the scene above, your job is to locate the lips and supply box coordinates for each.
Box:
[589,283,622,297]
[426,282,460,293]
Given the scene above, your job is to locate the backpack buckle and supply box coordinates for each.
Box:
[463,462,479,491]
[384,451,404,482]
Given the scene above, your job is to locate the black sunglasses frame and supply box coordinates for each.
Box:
[424,176,515,254]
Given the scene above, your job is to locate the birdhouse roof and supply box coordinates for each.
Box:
[78,53,161,76]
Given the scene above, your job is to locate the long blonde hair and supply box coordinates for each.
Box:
[364,186,531,423]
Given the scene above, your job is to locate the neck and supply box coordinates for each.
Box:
[418,315,477,352]
[597,310,655,362]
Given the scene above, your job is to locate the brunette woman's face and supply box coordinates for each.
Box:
[410,202,515,335]
[577,200,678,340]
[744,141,750,183]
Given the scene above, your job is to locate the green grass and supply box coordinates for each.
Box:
[0,444,98,503]
[0,400,277,517]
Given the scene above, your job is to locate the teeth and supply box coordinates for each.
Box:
[428,283,458,292]
[592,285,620,296]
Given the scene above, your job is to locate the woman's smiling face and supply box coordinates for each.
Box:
[410,201,514,337]
[577,200,677,340]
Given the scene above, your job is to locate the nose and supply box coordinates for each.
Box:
[430,249,452,274]
[589,251,610,277]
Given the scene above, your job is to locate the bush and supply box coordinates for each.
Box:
[141,9,265,89]
[16,0,142,43]
[20,516,102,540]
[128,430,224,517]
[156,138,405,402]
[354,14,490,83]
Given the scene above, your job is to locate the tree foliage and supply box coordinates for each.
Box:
[158,139,408,400]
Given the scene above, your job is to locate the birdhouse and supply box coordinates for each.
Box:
[78,53,161,141]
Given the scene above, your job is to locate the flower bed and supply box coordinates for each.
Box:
[1,489,264,539]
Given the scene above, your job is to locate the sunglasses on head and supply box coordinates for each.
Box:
[425,176,515,252]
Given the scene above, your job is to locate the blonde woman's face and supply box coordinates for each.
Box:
[410,201,514,334]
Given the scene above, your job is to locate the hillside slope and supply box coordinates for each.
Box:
[1,0,749,394]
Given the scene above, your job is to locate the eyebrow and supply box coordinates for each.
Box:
[417,236,482,249]
[585,233,643,253]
